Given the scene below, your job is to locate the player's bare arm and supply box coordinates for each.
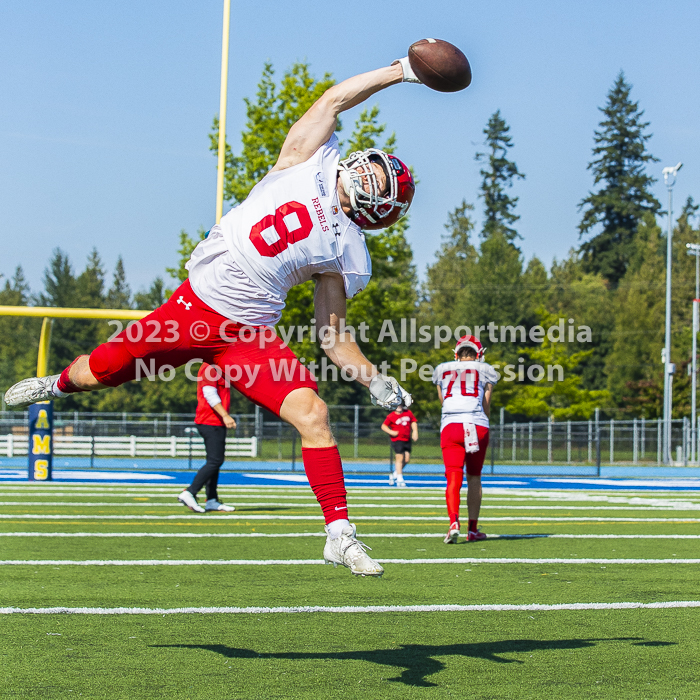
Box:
[483,384,493,418]
[412,421,419,442]
[437,386,444,405]
[313,272,411,408]
[381,423,399,438]
[313,272,377,387]
[272,64,403,172]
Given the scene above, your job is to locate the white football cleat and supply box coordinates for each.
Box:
[4,375,61,409]
[444,522,460,544]
[396,478,407,488]
[205,499,235,512]
[323,523,384,577]
[388,471,397,486]
[178,490,205,513]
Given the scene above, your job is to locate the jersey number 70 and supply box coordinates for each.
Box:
[249,201,313,257]
[443,369,479,398]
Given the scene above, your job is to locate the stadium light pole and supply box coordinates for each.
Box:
[215,0,232,224]
[662,162,682,463]
[686,242,700,462]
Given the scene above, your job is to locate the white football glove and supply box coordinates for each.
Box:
[369,374,413,410]
[392,56,422,84]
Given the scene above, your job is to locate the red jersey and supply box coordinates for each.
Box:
[382,410,417,442]
[194,362,231,426]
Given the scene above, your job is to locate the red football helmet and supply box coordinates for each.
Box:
[337,149,415,230]
[454,335,485,361]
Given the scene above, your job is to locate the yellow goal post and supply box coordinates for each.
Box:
[0,306,151,378]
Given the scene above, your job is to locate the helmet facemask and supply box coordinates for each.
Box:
[338,149,413,229]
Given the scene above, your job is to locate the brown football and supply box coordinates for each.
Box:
[408,38,472,92]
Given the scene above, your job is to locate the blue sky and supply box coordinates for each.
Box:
[1,0,698,296]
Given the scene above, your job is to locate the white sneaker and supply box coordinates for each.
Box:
[323,523,384,577]
[444,522,460,544]
[388,471,397,486]
[178,490,205,513]
[396,478,407,488]
[205,499,235,512]
[5,375,61,409]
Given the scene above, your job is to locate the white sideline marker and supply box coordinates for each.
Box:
[2,557,698,565]
[2,601,700,615]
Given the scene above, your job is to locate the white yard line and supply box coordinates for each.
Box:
[2,557,698,565]
[4,492,699,507]
[2,601,699,614]
[3,501,699,510]
[1,514,699,522]
[1,531,699,539]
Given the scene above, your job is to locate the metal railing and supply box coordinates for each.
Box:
[1,409,697,473]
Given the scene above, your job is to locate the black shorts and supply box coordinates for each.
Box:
[392,440,412,454]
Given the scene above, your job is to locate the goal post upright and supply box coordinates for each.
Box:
[0,305,153,482]
[215,0,231,225]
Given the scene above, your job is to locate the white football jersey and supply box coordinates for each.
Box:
[187,134,371,326]
[432,360,499,430]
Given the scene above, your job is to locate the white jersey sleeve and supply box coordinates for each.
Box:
[432,360,499,430]
[186,134,371,324]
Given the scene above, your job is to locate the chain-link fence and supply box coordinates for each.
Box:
[1,408,698,474]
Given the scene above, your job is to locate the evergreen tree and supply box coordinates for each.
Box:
[134,278,166,310]
[578,72,661,287]
[422,201,478,328]
[40,249,77,308]
[546,250,613,392]
[475,110,525,242]
[0,267,39,397]
[504,310,610,419]
[42,250,107,394]
[166,228,207,287]
[107,256,132,309]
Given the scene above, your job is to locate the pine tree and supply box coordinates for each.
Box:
[578,72,661,287]
[547,250,613,392]
[605,213,665,416]
[475,110,525,242]
[134,278,166,310]
[422,200,478,328]
[165,228,207,288]
[107,256,132,309]
[40,249,77,308]
[0,267,39,395]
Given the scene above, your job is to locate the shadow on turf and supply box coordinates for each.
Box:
[152,637,665,687]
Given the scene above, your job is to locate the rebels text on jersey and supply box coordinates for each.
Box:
[432,360,499,431]
[187,135,372,326]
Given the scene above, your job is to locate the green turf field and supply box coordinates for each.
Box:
[1,483,699,699]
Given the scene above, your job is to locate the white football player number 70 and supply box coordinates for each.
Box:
[443,369,479,399]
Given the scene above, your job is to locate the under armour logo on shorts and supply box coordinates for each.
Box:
[177,296,192,311]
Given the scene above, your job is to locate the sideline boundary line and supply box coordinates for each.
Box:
[3,601,700,614]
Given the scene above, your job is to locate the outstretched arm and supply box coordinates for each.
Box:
[312,272,412,409]
[272,64,404,172]
[313,272,376,387]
